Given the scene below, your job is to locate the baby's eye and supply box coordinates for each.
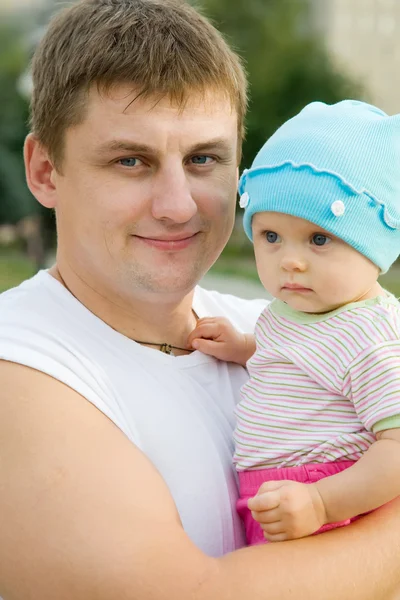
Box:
[265,231,281,243]
[118,157,143,167]
[311,234,331,246]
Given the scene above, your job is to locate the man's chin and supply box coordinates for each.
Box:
[129,266,207,297]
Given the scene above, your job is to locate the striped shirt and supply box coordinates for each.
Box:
[233,295,400,471]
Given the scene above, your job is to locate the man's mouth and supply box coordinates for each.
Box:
[132,232,200,250]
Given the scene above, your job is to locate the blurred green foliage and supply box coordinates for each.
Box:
[0,22,36,225]
[194,0,361,169]
[0,247,36,293]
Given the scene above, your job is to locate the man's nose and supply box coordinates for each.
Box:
[151,165,197,223]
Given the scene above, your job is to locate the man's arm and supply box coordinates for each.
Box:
[0,360,399,600]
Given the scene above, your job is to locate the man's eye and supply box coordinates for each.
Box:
[118,157,143,167]
[191,155,213,165]
[312,234,331,246]
[265,231,281,243]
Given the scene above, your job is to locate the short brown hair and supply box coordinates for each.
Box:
[30,0,248,168]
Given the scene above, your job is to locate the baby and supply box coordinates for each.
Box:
[189,100,400,544]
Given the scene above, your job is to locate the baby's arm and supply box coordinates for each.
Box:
[249,428,400,542]
[315,428,400,521]
[187,317,256,366]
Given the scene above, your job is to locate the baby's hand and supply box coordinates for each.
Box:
[248,480,327,542]
[187,317,255,365]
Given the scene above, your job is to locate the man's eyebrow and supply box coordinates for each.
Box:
[188,138,233,154]
[96,141,157,156]
[95,137,233,157]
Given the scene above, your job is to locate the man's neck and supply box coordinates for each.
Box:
[49,264,198,353]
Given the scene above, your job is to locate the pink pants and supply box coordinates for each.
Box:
[237,461,360,545]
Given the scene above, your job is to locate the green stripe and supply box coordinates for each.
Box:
[270,317,347,372]
[348,342,400,372]
[334,315,364,350]
[289,346,332,382]
[350,373,396,397]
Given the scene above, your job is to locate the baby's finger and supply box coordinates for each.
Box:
[248,491,280,512]
[264,531,288,543]
[251,507,281,525]
[258,480,287,494]
[195,317,219,326]
[190,338,227,358]
[260,521,285,536]
[188,322,222,346]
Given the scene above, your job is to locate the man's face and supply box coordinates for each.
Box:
[51,85,238,301]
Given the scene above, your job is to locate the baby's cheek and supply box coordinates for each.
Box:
[317,265,347,297]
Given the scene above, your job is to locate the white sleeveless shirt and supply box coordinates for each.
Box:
[0,271,266,557]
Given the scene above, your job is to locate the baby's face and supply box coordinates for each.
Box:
[252,212,381,313]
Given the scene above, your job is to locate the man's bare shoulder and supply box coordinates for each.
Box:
[0,360,131,482]
[0,360,208,599]
[0,359,90,413]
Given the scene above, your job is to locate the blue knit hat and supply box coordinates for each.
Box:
[239,100,400,273]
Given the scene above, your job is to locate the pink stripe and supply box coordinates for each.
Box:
[243,383,335,398]
[239,396,354,414]
[238,398,356,422]
[356,382,400,410]
[355,374,400,399]
[353,311,383,343]
[311,323,353,365]
[350,352,400,379]
[322,319,360,355]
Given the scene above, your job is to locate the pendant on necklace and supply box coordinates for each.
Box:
[160,343,174,355]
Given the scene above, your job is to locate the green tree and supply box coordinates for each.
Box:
[192,0,360,168]
[0,22,36,225]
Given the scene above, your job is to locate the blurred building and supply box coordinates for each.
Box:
[313,0,400,114]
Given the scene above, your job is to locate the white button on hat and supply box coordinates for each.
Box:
[331,200,345,217]
[239,192,250,208]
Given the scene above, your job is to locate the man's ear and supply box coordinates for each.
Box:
[24,134,58,209]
